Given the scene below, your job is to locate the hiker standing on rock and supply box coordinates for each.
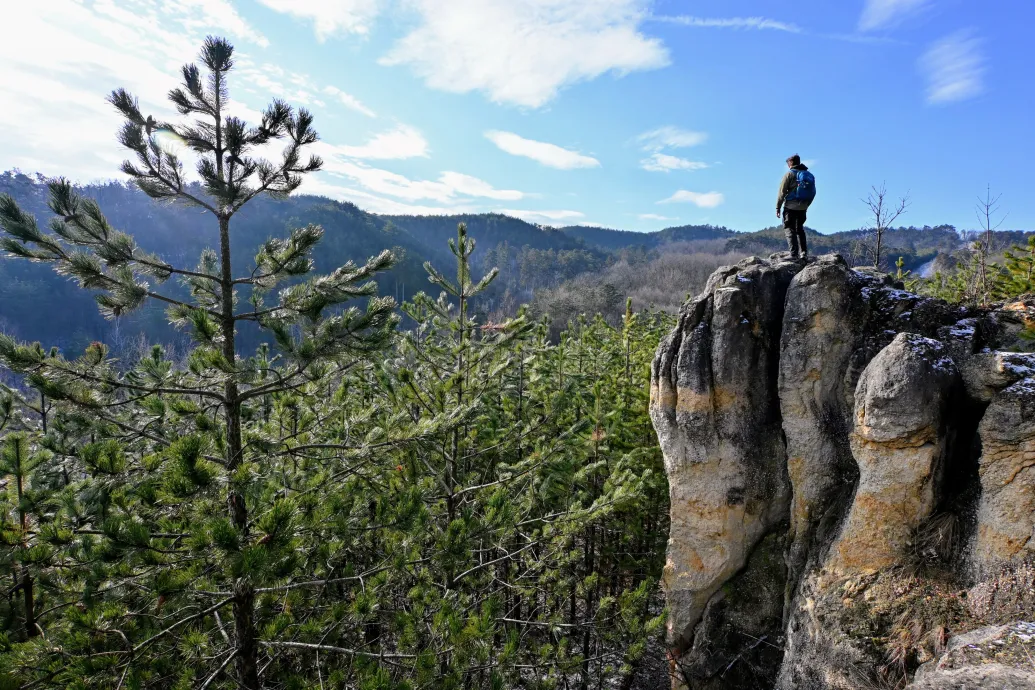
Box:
[776,154,816,260]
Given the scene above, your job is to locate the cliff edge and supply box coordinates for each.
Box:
[650,253,1035,690]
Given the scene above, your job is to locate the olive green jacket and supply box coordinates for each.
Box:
[777,164,812,212]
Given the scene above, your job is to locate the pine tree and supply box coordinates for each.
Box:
[0,37,396,687]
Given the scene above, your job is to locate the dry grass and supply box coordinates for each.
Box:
[908,512,961,574]
[826,568,977,689]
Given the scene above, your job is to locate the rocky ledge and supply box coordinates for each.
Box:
[650,253,1035,689]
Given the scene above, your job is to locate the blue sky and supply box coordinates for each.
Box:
[1,0,1031,234]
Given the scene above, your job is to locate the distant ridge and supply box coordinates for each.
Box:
[382,212,590,254]
[559,224,737,251]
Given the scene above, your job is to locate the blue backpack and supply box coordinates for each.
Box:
[787,169,817,205]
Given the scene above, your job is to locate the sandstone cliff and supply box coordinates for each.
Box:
[650,254,1035,690]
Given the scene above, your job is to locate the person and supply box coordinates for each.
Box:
[776,154,816,259]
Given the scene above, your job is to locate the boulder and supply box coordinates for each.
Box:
[908,621,1035,689]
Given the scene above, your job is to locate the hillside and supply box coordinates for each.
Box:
[386,212,591,254]
[0,173,588,350]
[2,170,1032,353]
[0,171,459,351]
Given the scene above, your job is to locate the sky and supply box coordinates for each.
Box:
[0,0,1032,234]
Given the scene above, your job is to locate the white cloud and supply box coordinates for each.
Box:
[316,144,524,203]
[858,0,930,32]
[0,1,270,181]
[659,190,725,208]
[919,31,985,105]
[302,170,525,215]
[654,15,801,33]
[485,131,600,169]
[637,126,708,152]
[234,64,375,124]
[320,125,429,160]
[500,209,585,225]
[323,86,376,117]
[255,0,382,40]
[380,0,668,108]
[638,213,675,221]
[0,2,375,184]
[640,153,708,173]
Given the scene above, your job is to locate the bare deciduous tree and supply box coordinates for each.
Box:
[863,183,910,269]
[975,185,1007,304]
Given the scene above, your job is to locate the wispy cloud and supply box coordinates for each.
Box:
[301,178,475,216]
[485,131,600,170]
[322,86,376,117]
[500,209,585,225]
[321,125,429,160]
[318,152,525,203]
[380,0,668,108]
[255,0,381,40]
[919,31,985,105]
[440,172,524,201]
[640,153,708,173]
[653,15,801,33]
[637,126,707,152]
[639,213,675,221]
[858,0,930,32]
[659,190,725,208]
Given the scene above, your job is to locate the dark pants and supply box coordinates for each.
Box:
[783,209,808,258]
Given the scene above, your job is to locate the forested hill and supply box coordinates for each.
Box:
[383,212,590,253]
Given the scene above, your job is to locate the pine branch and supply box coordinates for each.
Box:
[258,640,417,660]
[116,599,233,659]
[199,648,238,689]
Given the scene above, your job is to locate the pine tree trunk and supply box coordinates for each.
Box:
[16,462,36,639]
[218,212,260,689]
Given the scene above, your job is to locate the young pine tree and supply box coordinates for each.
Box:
[1001,235,1035,298]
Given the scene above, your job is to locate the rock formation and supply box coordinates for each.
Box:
[650,258,795,663]
[650,253,1035,689]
